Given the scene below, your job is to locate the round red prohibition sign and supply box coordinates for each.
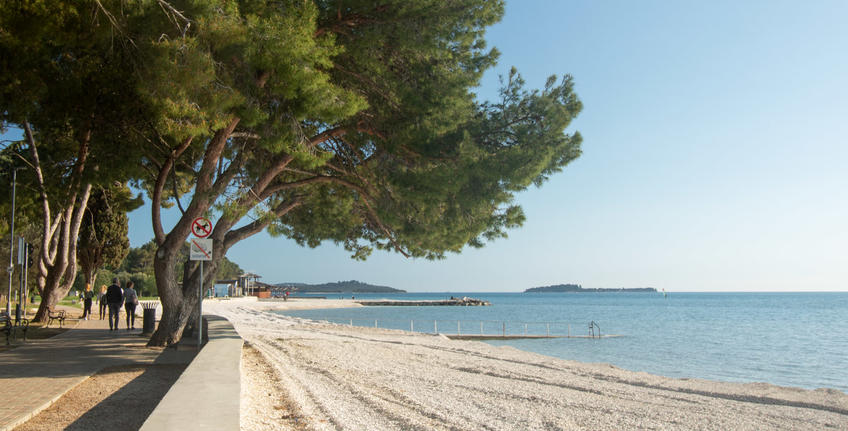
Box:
[191,217,213,238]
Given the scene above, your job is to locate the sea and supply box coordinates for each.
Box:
[278,292,848,393]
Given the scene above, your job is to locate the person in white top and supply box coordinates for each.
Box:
[123,281,139,330]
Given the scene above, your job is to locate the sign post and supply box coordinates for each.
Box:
[6,168,18,316]
[190,217,212,350]
[16,236,24,322]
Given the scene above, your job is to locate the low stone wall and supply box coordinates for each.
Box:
[139,315,243,430]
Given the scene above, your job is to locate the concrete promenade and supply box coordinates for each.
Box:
[0,312,196,431]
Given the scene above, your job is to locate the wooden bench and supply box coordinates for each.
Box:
[46,309,66,328]
[1,313,29,345]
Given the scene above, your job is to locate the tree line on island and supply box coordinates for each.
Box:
[1,1,583,346]
[277,280,405,294]
[524,284,657,293]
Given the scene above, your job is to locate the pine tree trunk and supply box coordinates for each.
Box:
[32,185,91,322]
[147,242,222,346]
[84,269,97,290]
[33,277,67,322]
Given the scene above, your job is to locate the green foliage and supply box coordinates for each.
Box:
[0,0,151,182]
[283,280,405,293]
[5,0,582,280]
[77,183,142,283]
[115,239,243,285]
[133,0,582,261]
[73,267,157,297]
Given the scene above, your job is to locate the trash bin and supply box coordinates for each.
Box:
[140,301,158,334]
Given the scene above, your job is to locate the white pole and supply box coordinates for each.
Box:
[434,320,437,334]
[198,261,203,350]
[480,321,483,335]
[410,320,414,332]
[457,320,460,335]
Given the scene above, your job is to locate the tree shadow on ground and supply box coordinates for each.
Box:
[63,364,187,431]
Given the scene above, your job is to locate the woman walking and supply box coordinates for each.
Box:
[81,284,94,320]
[123,281,139,330]
[98,285,108,320]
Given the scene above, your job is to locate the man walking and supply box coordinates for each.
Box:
[105,278,124,331]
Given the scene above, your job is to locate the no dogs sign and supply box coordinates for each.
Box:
[191,217,212,238]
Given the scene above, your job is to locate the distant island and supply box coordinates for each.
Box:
[524,284,657,293]
[275,280,406,293]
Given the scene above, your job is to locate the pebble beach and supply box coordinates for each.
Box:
[204,298,848,431]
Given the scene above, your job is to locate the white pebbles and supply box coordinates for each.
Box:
[205,299,848,431]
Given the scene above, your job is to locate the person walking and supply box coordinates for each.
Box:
[98,285,108,320]
[81,284,94,320]
[105,278,124,331]
[123,281,139,330]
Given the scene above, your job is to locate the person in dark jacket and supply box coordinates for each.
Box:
[105,278,124,331]
[81,284,94,320]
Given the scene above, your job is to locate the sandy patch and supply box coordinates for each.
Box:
[242,343,310,431]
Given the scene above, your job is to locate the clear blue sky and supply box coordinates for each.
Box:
[14,1,848,292]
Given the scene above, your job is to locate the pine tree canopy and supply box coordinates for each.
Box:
[2,0,583,261]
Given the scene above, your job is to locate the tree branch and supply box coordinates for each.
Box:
[308,127,348,148]
[24,122,55,263]
[171,165,186,215]
[264,173,409,257]
[223,200,302,250]
[152,136,193,245]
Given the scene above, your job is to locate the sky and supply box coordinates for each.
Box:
[10,1,848,292]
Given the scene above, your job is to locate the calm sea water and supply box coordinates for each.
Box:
[279,292,848,392]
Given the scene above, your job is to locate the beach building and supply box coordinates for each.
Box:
[213,282,232,297]
[239,272,262,296]
[247,281,275,298]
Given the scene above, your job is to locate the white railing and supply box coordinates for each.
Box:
[319,317,608,338]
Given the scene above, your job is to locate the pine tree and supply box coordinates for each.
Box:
[0,0,151,321]
[3,1,583,344]
[77,184,141,289]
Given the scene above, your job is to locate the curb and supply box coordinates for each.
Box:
[140,315,243,430]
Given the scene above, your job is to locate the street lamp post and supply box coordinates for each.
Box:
[6,167,19,316]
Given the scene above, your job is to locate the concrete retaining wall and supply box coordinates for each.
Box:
[140,315,242,430]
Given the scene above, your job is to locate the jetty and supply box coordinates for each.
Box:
[445,334,622,340]
[355,297,491,306]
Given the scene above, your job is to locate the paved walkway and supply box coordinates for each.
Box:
[0,313,196,431]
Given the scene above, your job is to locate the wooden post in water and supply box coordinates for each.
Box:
[434,320,437,334]
[502,321,505,337]
[350,319,353,326]
[457,320,460,335]
[546,323,550,336]
[374,319,377,328]
[480,321,483,335]
[411,320,414,332]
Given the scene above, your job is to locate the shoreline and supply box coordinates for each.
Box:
[234,297,847,394]
[206,298,848,430]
